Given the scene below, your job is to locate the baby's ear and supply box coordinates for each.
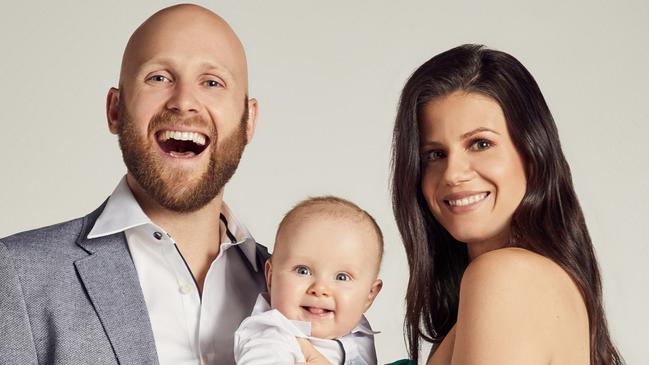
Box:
[364,279,383,312]
[264,259,273,293]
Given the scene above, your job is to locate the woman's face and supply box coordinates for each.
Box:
[419,91,527,258]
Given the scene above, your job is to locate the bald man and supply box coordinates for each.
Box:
[0,5,269,365]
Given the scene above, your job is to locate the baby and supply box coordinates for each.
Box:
[234,196,384,365]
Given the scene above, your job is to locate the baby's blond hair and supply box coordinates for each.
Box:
[275,196,384,263]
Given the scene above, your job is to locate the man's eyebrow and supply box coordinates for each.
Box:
[136,59,235,79]
[460,127,500,139]
[198,62,234,78]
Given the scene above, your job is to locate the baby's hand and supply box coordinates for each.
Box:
[295,338,332,365]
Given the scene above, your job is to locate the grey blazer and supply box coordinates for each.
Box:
[0,202,269,365]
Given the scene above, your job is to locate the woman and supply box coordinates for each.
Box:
[391,44,622,364]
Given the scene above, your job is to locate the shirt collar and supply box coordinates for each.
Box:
[87,176,150,238]
[217,201,259,270]
[251,293,312,336]
[351,314,380,336]
[87,176,259,270]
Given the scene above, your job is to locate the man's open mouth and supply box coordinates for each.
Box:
[156,130,210,157]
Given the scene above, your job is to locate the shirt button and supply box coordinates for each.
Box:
[153,231,163,240]
[179,283,193,294]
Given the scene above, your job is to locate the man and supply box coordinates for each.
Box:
[0,4,268,365]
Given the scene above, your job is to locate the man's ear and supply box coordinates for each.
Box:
[363,279,383,312]
[245,97,258,144]
[264,258,272,293]
[106,87,120,135]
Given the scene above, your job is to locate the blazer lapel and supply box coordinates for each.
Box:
[75,203,159,365]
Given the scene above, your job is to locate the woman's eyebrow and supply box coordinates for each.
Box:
[420,127,500,147]
[461,127,500,139]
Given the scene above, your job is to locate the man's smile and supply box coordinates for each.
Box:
[155,129,211,158]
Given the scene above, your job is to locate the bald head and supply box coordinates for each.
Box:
[119,4,248,94]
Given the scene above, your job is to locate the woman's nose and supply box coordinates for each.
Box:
[443,152,474,186]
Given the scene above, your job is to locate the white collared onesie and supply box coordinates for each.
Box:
[234,294,378,365]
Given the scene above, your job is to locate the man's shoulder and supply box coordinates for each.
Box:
[1,217,87,254]
[1,200,106,254]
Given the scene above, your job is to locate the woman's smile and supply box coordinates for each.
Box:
[443,191,490,213]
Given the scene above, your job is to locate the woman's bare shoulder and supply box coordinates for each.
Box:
[460,247,587,324]
[453,247,589,364]
[462,247,578,294]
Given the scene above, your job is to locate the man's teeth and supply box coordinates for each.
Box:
[448,193,488,207]
[159,130,206,146]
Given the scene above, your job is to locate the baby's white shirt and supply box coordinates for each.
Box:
[233,294,378,365]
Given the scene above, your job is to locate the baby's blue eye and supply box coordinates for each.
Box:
[295,266,311,276]
[336,273,351,281]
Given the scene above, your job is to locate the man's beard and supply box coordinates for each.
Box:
[117,102,248,213]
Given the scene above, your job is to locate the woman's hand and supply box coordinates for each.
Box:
[295,338,332,365]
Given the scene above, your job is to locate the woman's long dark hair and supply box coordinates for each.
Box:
[391,44,622,364]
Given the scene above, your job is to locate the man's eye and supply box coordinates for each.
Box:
[335,273,351,281]
[148,75,170,83]
[469,139,492,151]
[204,80,222,88]
[295,266,311,276]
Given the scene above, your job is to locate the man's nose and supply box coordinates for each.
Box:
[307,279,331,297]
[166,81,200,114]
[443,152,475,186]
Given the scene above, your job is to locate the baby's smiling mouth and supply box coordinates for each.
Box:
[156,130,210,157]
[301,306,333,316]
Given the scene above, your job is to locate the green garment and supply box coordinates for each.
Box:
[385,360,414,365]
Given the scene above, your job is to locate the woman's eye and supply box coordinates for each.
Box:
[335,273,351,281]
[204,80,222,88]
[469,139,492,151]
[295,266,311,276]
[424,150,446,161]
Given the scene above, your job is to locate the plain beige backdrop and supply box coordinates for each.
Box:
[1,1,647,363]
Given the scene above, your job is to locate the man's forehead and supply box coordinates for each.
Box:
[133,4,234,41]
[119,4,247,84]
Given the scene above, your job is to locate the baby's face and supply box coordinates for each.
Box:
[266,216,382,339]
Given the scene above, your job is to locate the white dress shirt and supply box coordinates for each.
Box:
[88,177,266,365]
[234,294,378,365]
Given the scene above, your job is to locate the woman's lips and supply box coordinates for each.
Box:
[443,192,490,213]
[445,192,489,207]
